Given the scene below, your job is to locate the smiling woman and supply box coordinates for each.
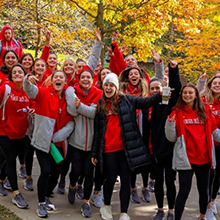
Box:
[23,70,74,218]
[0,63,29,209]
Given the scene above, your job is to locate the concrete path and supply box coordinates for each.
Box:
[0,155,220,220]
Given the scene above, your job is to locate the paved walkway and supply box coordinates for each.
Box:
[0,155,220,220]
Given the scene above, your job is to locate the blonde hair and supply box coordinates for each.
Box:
[61,58,76,78]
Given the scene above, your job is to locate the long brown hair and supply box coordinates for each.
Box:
[175,83,207,122]
[201,76,220,104]
[119,67,148,97]
[96,86,124,115]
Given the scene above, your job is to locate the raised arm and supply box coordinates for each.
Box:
[152,49,164,80]
[86,28,102,72]
[23,75,39,99]
[40,28,51,62]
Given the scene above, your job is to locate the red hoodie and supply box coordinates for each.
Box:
[0,81,29,139]
[0,26,24,66]
[169,104,217,166]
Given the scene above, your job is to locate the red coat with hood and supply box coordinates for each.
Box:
[0,26,24,66]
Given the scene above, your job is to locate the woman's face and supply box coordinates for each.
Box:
[79,71,93,91]
[100,68,111,82]
[63,59,75,77]
[22,55,33,71]
[182,87,196,106]
[11,66,25,84]
[211,78,220,96]
[47,54,57,68]
[149,81,162,95]
[76,61,86,72]
[52,71,66,92]
[164,67,169,76]
[33,60,46,76]
[4,29,12,42]
[103,82,116,98]
[4,52,18,69]
[128,69,141,86]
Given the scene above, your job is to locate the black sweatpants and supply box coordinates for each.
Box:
[175,163,211,220]
[103,150,131,213]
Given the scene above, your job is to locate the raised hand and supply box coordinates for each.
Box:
[200,70,207,80]
[112,32,119,43]
[169,59,178,68]
[95,27,102,42]
[106,46,113,56]
[151,49,160,63]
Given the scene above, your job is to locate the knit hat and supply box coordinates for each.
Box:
[103,73,119,90]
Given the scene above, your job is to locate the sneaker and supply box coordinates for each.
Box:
[0,182,7,196]
[57,180,65,194]
[153,210,165,220]
[119,213,131,220]
[45,197,55,211]
[37,203,48,218]
[91,192,103,208]
[142,188,151,203]
[19,167,27,179]
[167,213,174,220]
[68,187,76,204]
[116,176,120,183]
[4,177,12,191]
[76,185,84,199]
[205,208,216,220]
[148,181,155,192]
[130,189,140,204]
[198,218,207,220]
[81,202,92,218]
[100,205,113,220]
[210,201,218,214]
[24,178,34,191]
[12,193,28,209]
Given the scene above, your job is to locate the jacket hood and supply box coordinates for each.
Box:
[0,26,13,42]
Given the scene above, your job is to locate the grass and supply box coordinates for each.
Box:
[0,205,22,220]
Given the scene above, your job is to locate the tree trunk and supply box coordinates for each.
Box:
[96,2,104,64]
[35,0,41,58]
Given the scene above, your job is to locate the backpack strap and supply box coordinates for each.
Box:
[13,38,20,51]
[0,85,11,120]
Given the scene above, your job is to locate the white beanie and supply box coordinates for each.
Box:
[103,73,119,90]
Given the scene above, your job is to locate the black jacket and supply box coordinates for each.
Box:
[91,93,162,173]
[142,64,181,162]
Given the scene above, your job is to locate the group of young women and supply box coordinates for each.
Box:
[0,25,219,220]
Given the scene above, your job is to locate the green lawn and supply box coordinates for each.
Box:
[0,205,22,220]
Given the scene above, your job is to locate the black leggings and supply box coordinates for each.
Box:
[69,146,94,200]
[25,136,35,176]
[130,171,155,188]
[103,150,131,213]
[36,147,64,203]
[0,135,25,191]
[154,156,176,209]
[212,146,220,200]
[175,163,211,220]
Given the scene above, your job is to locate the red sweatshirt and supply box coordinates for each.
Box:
[0,81,29,139]
[169,104,217,165]
[104,99,124,153]
[0,26,24,66]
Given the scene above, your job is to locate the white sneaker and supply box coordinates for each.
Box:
[211,201,218,214]
[119,213,131,220]
[100,205,113,220]
[205,208,216,220]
